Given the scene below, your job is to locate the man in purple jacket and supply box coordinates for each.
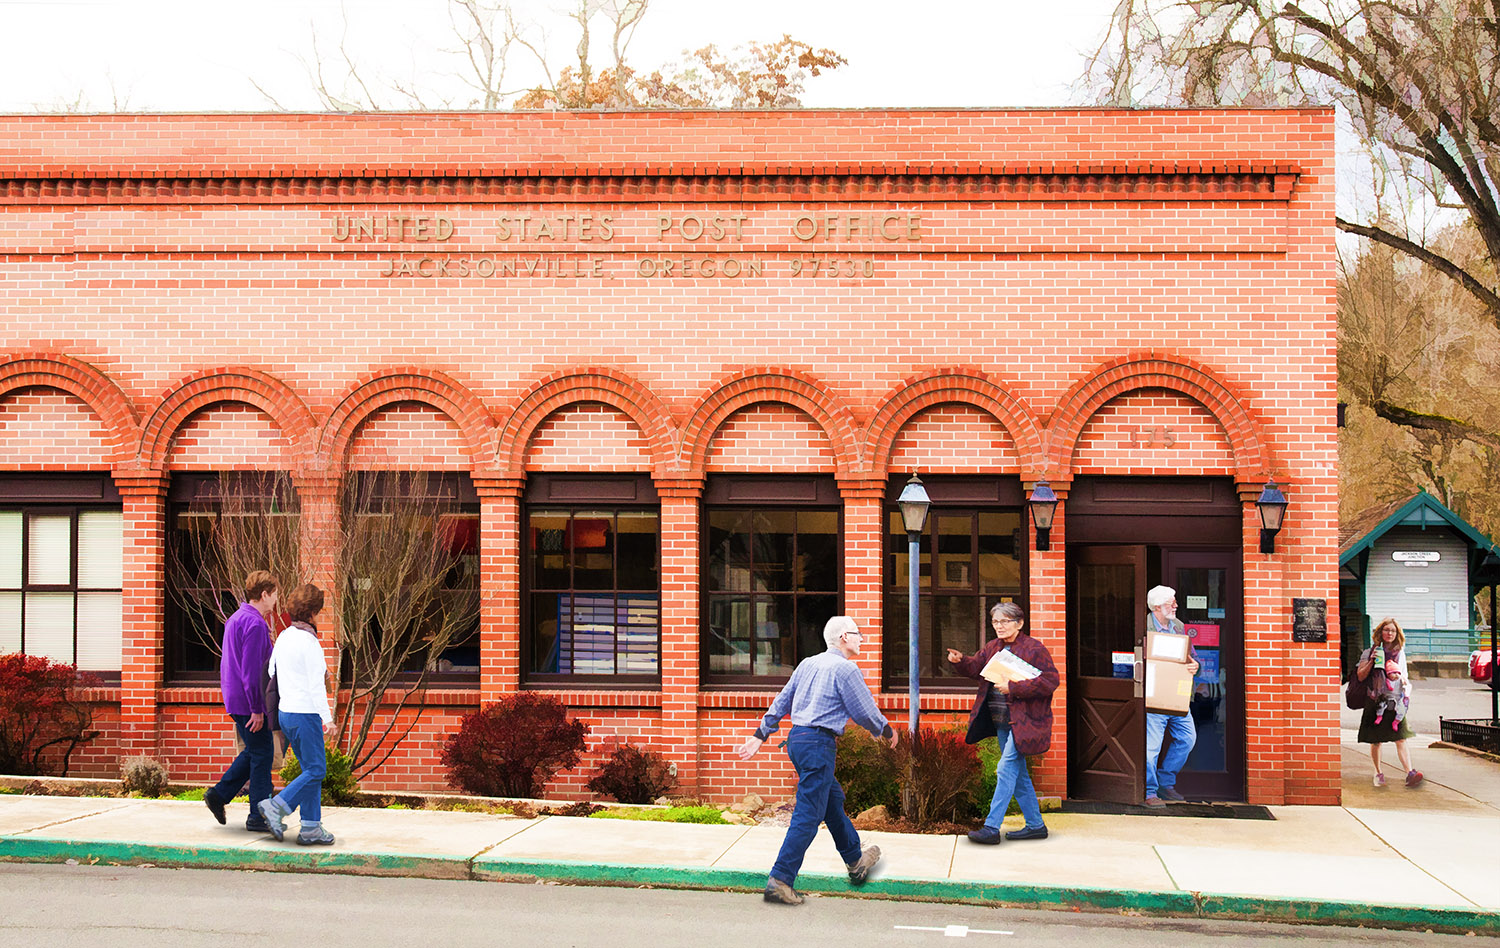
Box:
[203,570,279,831]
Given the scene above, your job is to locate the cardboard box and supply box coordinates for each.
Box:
[1145,658,1194,715]
[1147,626,1192,663]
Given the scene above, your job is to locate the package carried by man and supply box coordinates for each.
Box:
[980,647,1042,685]
[1145,623,1193,716]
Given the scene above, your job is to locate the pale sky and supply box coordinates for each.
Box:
[0,0,1123,112]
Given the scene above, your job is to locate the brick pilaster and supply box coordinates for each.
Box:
[473,476,524,700]
[1026,485,1067,799]
[115,471,167,759]
[838,477,886,685]
[657,477,703,795]
[1241,488,1286,805]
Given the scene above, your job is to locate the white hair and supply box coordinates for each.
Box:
[1146,585,1176,609]
[823,615,858,648]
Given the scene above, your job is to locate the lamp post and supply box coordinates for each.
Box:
[897,474,931,738]
[1256,480,1288,554]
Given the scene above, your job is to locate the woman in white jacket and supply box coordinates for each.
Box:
[257,583,335,845]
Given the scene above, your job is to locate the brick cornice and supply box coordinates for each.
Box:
[0,164,1301,206]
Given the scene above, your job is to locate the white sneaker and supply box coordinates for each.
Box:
[1372,772,1387,787]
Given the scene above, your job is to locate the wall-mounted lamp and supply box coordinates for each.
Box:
[1256,480,1288,554]
[1027,479,1059,552]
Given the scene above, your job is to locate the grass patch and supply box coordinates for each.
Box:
[590,805,727,825]
[172,788,206,801]
[385,803,410,810]
[0,787,19,795]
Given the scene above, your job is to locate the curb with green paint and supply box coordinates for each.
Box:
[2,836,1496,935]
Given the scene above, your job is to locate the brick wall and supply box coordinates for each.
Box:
[523,402,653,471]
[0,109,1338,807]
[0,387,115,469]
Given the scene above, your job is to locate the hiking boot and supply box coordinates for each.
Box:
[763,878,803,905]
[296,826,336,846]
[203,788,226,825]
[1143,796,1166,808]
[1158,787,1187,803]
[257,798,288,842]
[1405,769,1424,788]
[966,826,1002,845]
[846,845,881,885]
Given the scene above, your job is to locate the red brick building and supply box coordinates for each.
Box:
[0,109,1339,805]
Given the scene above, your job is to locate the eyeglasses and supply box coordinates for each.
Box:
[843,630,863,638]
[992,617,1022,626]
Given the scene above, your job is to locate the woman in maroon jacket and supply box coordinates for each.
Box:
[946,602,1060,844]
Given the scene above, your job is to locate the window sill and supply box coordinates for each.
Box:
[523,688,663,708]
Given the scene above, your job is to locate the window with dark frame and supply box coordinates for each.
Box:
[523,475,660,682]
[0,475,124,678]
[702,476,842,683]
[344,472,481,683]
[883,478,1026,688]
[165,472,299,681]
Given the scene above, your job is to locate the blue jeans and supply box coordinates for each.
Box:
[769,727,862,886]
[211,713,273,819]
[985,727,1044,831]
[272,712,326,825]
[1145,712,1196,797]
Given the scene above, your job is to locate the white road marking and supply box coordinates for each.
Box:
[893,924,1014,937]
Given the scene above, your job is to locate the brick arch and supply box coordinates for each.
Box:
[681,368,861,479]
[137,368,317,471]
[1044,354,1272,483]
[865,369,1044,478]
[0,351,140,464]
[495,368,677,477]
[317,368,496,471]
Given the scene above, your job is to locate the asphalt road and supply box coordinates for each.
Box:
[0,864,1488,948]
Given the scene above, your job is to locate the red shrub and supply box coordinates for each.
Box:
[440,693,588,798]
[897,727,982,827]
[0,653,99,776]
[587,743,676,804]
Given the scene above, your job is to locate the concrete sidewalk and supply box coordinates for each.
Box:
[2,733,1497,935]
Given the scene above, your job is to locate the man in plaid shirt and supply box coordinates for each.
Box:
[737,615,898,905]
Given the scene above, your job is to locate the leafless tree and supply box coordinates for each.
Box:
[166,470,478,780]
[334,472,479,777]
[165,472,304,659]
[254,0,845,111]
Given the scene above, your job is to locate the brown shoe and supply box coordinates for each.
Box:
[1143,796,1166,808]
[847,845,881,885]
[763,877,803,905]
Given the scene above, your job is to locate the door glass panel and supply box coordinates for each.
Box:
[1175,566,1228,774]
[1074,563,1137,678]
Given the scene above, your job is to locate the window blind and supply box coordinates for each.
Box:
[0,511,20,588]
[27,514,72,586]
[76,510,123,589]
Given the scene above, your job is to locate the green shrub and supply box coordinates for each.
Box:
[834,727,901,815]
[590,805,727,824]
[279,741,361,806]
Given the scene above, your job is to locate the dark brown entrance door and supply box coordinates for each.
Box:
[1066,544,1146,803]
[1162,548,1244,801]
